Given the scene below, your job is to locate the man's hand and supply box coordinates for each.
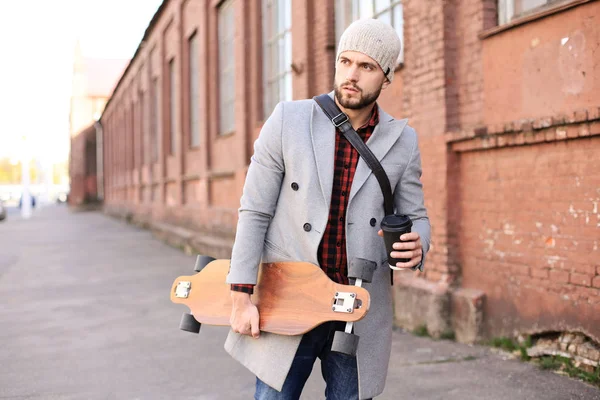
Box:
[230,292,260,338]
[377,230,423,269]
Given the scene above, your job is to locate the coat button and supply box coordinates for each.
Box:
[370,218,376,227]
[303,223,312,232]
[291,182,299,191]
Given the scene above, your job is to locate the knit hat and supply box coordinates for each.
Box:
[336,18,401,82]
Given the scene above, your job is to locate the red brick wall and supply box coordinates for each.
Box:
[448,2,600,341]
[103,0,273,235]
[483,2,600,126]
[69,133,86,206]
[69,124,98,206]
[99,0,600,342]
[458,136,600,339]
[387,0,453,284]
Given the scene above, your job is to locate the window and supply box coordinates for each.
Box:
[336,0,404,65]
[151,78,160,162]
[262,0,292,119]
[188,32,200,147]
[498,0,564,24]
[139,90,146,165]
[218,0,236,134]
[168,58,177,155]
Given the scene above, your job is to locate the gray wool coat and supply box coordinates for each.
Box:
[225,92,430,399]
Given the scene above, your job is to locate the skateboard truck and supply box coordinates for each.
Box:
[175,281,192,298]
[332,291,358,313]
[178,255,216,334]
[331,258,377,357]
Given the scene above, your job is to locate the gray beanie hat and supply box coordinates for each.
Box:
[336,18,401,82]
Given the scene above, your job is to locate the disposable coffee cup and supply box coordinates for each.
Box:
[380,214,413,270]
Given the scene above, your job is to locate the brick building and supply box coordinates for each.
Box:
[100,0,600,344]
[69,42,128,206]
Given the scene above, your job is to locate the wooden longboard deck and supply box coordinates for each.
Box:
[170,260,370,335]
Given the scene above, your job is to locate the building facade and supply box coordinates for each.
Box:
[69,42,128,206]
[100,0,600,343]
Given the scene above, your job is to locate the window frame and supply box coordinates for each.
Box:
[151,77,160,163]
[262,0,293,120]
[218,0,236,135]
[498,0,570,25]
[168,58,177,156]
[138,89,146,165]
[188,31,200,148]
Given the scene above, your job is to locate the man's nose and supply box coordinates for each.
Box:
[346,65,359,82]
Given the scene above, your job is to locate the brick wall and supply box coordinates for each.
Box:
[99,0,600,343]
[447,1,600,341]
[69,124,98,206]
[458,135,600,339]
[390,0,454,285]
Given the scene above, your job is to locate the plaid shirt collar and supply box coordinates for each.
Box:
[352,104,379,133]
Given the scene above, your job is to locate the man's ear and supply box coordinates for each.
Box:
[382,77,391,90]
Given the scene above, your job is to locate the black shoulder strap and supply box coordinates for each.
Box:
[313,94,394,216]
[314,94,396,285]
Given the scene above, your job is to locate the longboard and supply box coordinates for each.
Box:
[170,259,370,336]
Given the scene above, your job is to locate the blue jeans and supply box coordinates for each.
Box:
[255,321,368,400]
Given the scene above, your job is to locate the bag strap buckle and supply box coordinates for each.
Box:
[332,112,349,127]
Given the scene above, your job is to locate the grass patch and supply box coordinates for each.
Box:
[489,336,532,361]
[490,337,518,352]
[535,356,600,387]
[440,330,456,341]
[409,326,454,341]
[488,337,600,388]
[538,356,564,370]
[413,325,429,337]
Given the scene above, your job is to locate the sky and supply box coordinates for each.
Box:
[0,0,163,163]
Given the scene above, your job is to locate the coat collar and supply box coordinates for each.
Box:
[310,91,408,209]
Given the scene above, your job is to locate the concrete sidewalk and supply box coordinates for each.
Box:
[0,205,598,399]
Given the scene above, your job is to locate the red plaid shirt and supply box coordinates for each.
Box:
[232,105,379,294]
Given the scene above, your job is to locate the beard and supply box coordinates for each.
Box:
[334,81,382,110]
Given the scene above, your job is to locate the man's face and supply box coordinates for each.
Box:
[334,51,389,110]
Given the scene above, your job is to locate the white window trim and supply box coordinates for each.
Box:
[262,0,292,119]
[498,0,516,24]
[218,0,236,135]
[498,0,569,25]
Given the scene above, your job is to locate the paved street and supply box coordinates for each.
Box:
[2,203,21,219]
[0,205,598,399]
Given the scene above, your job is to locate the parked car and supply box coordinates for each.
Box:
[0,200,6,221]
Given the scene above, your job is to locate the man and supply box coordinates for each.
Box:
[225,19,430,400]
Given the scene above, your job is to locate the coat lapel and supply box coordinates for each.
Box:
[310,94,409,210]
[348,108,408,204]
[310,102,336,208]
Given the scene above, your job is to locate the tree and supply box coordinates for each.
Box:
[0,158,39,184]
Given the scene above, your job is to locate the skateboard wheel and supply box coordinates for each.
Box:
[348,258,377,283]
[179,312,201,333]
[331,331,359,357]
[194,255,215,272]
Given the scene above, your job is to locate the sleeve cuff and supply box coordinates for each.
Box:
[231,284,255,294]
